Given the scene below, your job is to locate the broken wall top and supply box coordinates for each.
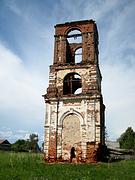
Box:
[54,19,98,37]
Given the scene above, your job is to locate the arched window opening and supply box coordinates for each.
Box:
[75,48,82,64]
[63,73,82,95]
[67,30,82,44]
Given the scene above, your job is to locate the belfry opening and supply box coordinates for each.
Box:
[43,20,105,163]
[63,73,82,95]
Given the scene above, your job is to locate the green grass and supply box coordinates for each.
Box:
[0,151,135,180]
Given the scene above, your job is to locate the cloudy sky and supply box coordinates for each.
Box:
[0,0,135,145]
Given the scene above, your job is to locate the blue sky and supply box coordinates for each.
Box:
[0,0,135,145]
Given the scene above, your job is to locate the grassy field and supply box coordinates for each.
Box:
[0,151,135,180]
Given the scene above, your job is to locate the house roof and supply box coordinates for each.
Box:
[0,139,11,144]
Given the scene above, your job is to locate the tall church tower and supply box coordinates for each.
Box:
[43,20,105,162]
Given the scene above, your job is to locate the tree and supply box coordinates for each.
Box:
[28,134,39,152]
[105,126,109,141]
[11,139,28,152]
[118,127,135,150]
[11,133,40,152]
[41,142,44,152]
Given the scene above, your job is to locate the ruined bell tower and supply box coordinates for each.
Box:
[43,20,105,162]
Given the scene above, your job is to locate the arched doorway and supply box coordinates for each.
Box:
[62,114,81,160]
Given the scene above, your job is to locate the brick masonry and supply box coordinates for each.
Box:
[43,20,105,163]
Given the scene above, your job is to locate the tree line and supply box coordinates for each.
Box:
[10,127,135,152]
[11,134,41,152]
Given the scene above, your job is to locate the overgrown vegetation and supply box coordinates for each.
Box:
[11,133,40,152]
[0,151,135,179]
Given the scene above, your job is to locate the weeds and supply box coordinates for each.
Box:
[0,151,135,179]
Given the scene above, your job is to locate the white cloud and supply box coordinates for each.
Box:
[102,61,135,139]
[97,0,135,139]
[0,42,46,129]
[0,127,43,146]
[0,127,13,139]
[5,0,22,16]
[0,0,135,142]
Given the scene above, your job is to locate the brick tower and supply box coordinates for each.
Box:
[43,20,105,162]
